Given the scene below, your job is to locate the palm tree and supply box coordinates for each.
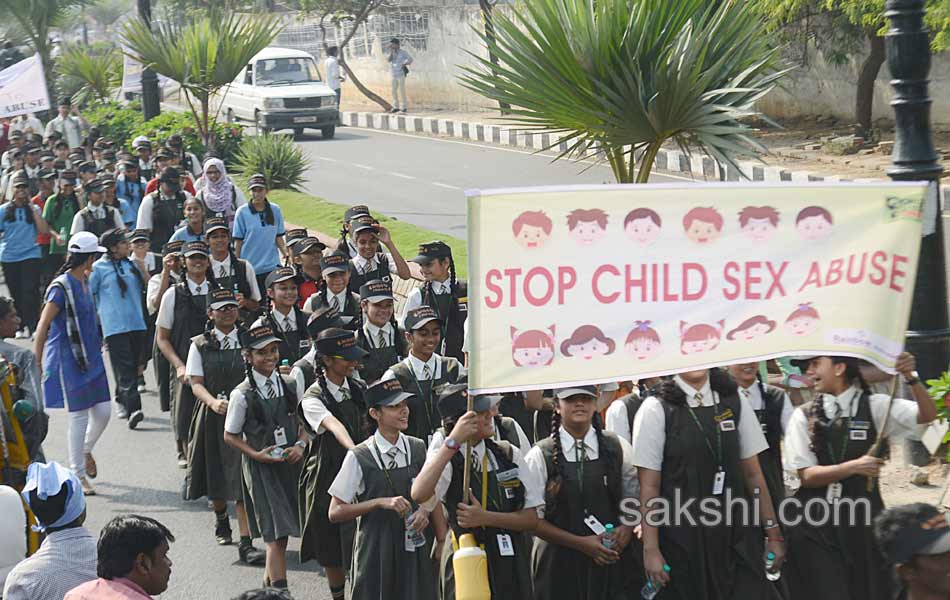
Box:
[460,0,790,183]
[58,44,122,106]
[121,10,282,150]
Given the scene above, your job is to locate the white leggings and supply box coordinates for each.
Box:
[67,402,111,478]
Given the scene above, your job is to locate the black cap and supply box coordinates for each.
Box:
[78,161,97,173]
[182,240,210,257]
[554,386,599,400]
[10,171,30,187]
[359,279,394,303]
[153,148,172,159]
[99,174,115,187]
[265,266,297,288]
[878,504,950,565]
[204,216,229,235]
[60,169,77,182]
[162,240,185,256]
[58,97,72,107]
[438,383,490,420]
[320,252,349,275]
[121,160,138,170]
[129,229,150,243]
[351,216,379,236]
[248,173,267,189]
[99,228,129,248]
[159,167,181,184]
[84,178,104,193]
[367,378,415,408]
[26,146,41,155]
[344,204,370,222]
[285,228,308,247]
[410,240,452,264]
[8,130,22,139]
[52,159,66,170]
[316,328,368,361]
[166,133,183,147]
[404,305,441,331]
[209,288,239,310]
[293,237,326,255]
[242,325,280,350]
[38,169,57,181]
[306,306,345,339]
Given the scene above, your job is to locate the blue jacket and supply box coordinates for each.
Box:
[88,257,147,337]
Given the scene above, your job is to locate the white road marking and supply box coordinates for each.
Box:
[389,172,416,180]
[352,163,375,170]
[315,156,337,162]
[432,182,461,190]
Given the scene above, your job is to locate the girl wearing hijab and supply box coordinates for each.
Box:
[197,158,246,227]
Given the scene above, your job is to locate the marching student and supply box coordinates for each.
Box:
[346,216,410,294]
[224,324,306,591]
[41,169,82,283]
[328,378,438,600]
[137,166,190,253]
[89,228,147,428]
[204,216,261,319]
[402,241,467,362]
[355,279,406,384]
[302,252,361,326]
[99,175,132,228]
[336,204,371,258]
[289,306,346,399]
[115,160,147,224]
[156,240,212,468]
[411,384,542,600]
[283,228,308,264]
[255,266,310,367]
[1,171,51,337]
[291,236,325,309]
[195,157,246,225]
[70,178,123,236]
[526,385,644,599]
[130,229,161,392]
[783,353,936,600]
[232,174,288,292]
[298,328,370,600]
[184,289,266,565]
[632,368,786,599]
[169,195,206,243]
[383,306,465,444]
[148,240,183,413]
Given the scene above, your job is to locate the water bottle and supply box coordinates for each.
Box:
[405,513,427,548]
[765,551,781,581]
[58,225,67,245]
[640,564,671,599]
[601,523,616,549]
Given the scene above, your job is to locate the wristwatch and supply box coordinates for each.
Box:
[294,440,307,449]
[444,438,461,452]
[905,371,920,386]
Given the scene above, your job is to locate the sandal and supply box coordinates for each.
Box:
[84,453,97,479]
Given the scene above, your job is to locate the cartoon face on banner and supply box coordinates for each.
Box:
[683,207,723,244]
[785,303,821,336]
[739,206,780,242]
[511,210,552,249]
[680,320,725,354]
[727,315,777,342]
[510,326,556,367]
[624,208,662,246]
[561,325,615,360]
[567,209,608,245]
[796,206,834,241]
[625,321,662,360]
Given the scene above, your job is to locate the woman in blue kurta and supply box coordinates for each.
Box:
[33,231,111,496]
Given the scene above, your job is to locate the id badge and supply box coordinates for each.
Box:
[712,470,726,495]
[826,482,843,503]
[274,426,288,447]
[495,468,520,483]
[719,419,736,432]
[299,339,310,350]
[404,529,417,553]
[497,533,514,556]
[583,514,606,535]
[850,429,868,441]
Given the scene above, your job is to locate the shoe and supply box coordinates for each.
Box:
[400,109,408,113]
[23,326,30,339]
[215,519,233,545]
[128,410,144,430]
[116,404,128,419]
[14,329,23,339]
[390,108,399,113]
[79,476,96,496]
[240,542,266,565]
[177,452,188,469]
[137,375,147,394]
[84,453,97,479]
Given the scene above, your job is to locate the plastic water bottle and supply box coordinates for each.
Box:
[641,564,671,599]
[405,513,427,548]
[765,551,781,581]
[601,523,616,549]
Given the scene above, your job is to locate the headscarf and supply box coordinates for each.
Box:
[198,157,235,216]
[21,461,86,532]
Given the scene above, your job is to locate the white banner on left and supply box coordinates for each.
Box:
[0,55,49,118]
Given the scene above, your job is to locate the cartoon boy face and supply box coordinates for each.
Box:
[796,215,833,241]
[566,339,611,360]
[515,224,549,249]
[626,338,660,361]
[513,345,554,367]
[685,220,721,245]
[785,316,820,336]
[570,221,606,245]
[625,217,661,246]
[682,338,718,354]
[742,218,777,242]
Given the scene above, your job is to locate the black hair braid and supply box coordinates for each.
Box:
[543,410,566,520]
[313,360,337,421]
[591,411,621,510]
[54,252,95,278]
[242,358,266,424]
[657,378,686,406]
[709,367,738,397]
[108,249,129,297]
[388,312,406,356]
[260,199,275,226]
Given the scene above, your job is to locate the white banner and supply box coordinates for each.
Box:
[0,55,50,118]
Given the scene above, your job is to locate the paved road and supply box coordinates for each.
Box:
[293,126,687,236]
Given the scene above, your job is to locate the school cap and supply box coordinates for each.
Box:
[69,231,106,254]
[316,327,368,361]
[404,305,441,331]
[248,173,267,189]
[52,159,66,170]
[554,385,599,400]
[84,178,104,193]
[242,325,281,350]
[159,167,181,184]
[38,169,56,181]
[182,240,210,258]
[100,228,129,248]
[60,169,77,182]
[121,160,138,170]
[320,252,349,275]
[101,150,116,160]
[153,148,172,159]
[166,133,184,147]
[9,171,29,187]
[366,378,415,408]
[9,130,22,139]
[209,288,239,310]
[438,383,490,419]
[359,279,393,303]
[99,174,115,187]
[26,146,41,155]
[410,240,451,264]
[204,216,229,235]
[265,266,297,287]
[162,240,185,256]
[789,355,858,370]
[306,306,345,339]
[285,228,308,247]
[293,237,325,255]
[129,229,150,243]
[344,204,370,222]
[351,216,378,236]
[879,504,950,564]
[131,135,150,148]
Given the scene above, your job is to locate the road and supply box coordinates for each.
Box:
[293,126,687,236]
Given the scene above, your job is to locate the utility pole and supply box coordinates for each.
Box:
[885,0,949,381]
[137,0,161,120]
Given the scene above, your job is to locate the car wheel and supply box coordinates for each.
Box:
[255,111,270,135]
[321,125,336,139]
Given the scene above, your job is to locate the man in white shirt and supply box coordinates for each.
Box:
[44,99,89,150]
[324,46,345,108]
[387,38,413,113]
[11,113,43,137]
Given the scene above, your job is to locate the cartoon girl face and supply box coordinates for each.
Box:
[796,215,833,241]
[685,219,721,245]
[565,338,612,360]
[739,322,771,340]
[741,217,777,242]
[513,343,555,367]
[511,326,556,368]
[625,217,661,246]
[571,221,606,245]
[682,337,719,354]
[626,337,661,360]
[785,315,820,336]
[516,224,549,249]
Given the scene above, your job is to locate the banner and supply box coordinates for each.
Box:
[0,55,49,118]
[466,182,928,394]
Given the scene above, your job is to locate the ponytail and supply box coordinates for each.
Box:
[543,410,566,520]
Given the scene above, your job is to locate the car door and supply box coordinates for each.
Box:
[229,64,254,121]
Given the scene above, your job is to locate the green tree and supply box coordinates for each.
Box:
[751,0,950,135]
[86,0,132,28]
[121,10,282,151]
[461,0,789,183]
[57,43,122,106]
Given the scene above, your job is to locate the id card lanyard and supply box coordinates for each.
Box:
[371,436,413,499]
[684,392,724,495]
[825,390,860,464]
[407,362,435,434]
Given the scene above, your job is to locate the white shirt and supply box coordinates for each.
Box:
[271,308,297,332]
[225,369,284,434]
[12,115,43,136]
[185,328,241,377]
[383,353,443,382]
[324,55,343,90]
[44,115,88,149]
[525,426,640,514]
[400,280,451,324]
[429,420,531,459]
[783,385,923,473]
[210,254,262,301]
[156,277,209,330]
[146,271,178,315]
[305,289,350,314]
[605,392,640,444]
[136,190,194,231]
[631,375,769,472]
[388,48,413,78]
[0,485,26,589]
[364,321,395,348]
[737,383,794,434]
[351,252,397,276]
[301,377,351,435]
[70,204,123,235]
[290,346,317,400]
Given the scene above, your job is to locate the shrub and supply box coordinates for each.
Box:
[130,111,244,165]
[83,102,146,149]
[233,133,309,191]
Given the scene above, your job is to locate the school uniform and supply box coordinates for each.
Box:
[604,392,644,445]
[303,288,361,326]
[384,354,464,444]
[296,270,322,310]
[347,252,397,294]
[630,375,770,600]
[257,308,311,366]
[207,252,260,325]
[69,204,123,237]
[738,381,793,503]
[148,270,179,412]
[136,190,189,253]
[493,414,532,453]
[328,431,438,600]
[184,328,245,502]
[0,203,42,330]
[169,223,205,243]
[782,385,923,600]
[224,371,301,542]
[133,252,162,372]
[525,426,644,600]
[355,320,405,384]
[402,279,468,362]
[298,376,369,568]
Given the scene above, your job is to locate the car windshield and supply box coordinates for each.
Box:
[255,57,322,85]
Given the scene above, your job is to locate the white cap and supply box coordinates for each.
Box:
[68,231,106,254]
[131,135,150,148]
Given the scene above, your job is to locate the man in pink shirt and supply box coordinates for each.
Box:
[65,515,174,600]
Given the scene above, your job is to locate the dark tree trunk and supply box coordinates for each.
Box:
[336,0,392,112]
[855,28,886,135]
[478,0,510,115]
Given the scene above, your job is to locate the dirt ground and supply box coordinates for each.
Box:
[879,441,949,507]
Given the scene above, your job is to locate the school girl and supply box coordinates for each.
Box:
[383,306,464,444]
[232,174,288,292]
[88,228,147,428]
[355,279,406,384]
[204,216,261,319]
[336,204,371,258]
[525,386,644,600]
[169,195,206,243]
[100,176,133,227]
[147,240,183,413]
[402,241,467,361]
[782,352,936,600]
[327,378,438,600]
[289,306,345,399]
[156,240,212,468]
[297,328,370,600]
[291,236,325,309]
[631,368,786,599]
[223,324,305,590]
[283,228,308,264]
[184,289,266,565]
[346,217,410,294]
[70,178,123,236]
[411,384,542,600]
[488,394,531,452]
[302,253,361,326]
[255,267,311,366]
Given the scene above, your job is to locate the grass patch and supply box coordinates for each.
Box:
[269,190,469,278]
